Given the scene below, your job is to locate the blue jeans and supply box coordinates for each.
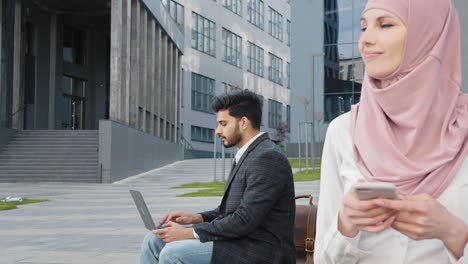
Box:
[140,232,213,264]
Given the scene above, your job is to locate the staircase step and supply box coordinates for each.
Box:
[5,142,98,146]
[13,135,97,137]
[0,130,100,183]
[3,147,97,152]
[0,164,97,169]
[0,176,98,183]
[10,138,98,142]
[6,144,98,148]
[0,154,98,158]
[0,168,97,173]
[16,130,97,134]
[0,158,98,162]
[1,150,98,154]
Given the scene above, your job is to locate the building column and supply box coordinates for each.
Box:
[129,0,140,128]
[121,0,131,125]
[12,0,23,129]
[154,25,162,137]
[160,34,167,139]
[47,14,57,129]
[0,0,5,125]
[110,0,123,122]
[139,7,147,131]
[173,49,180,144]
[148,18,155,135]
[166,41,173,141]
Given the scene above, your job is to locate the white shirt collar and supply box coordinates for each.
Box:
[234,132,265,163]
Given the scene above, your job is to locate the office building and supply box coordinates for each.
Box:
[165,0,291,157]
[0,0,183,182]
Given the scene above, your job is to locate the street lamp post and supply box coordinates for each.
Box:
[311,52,324,169]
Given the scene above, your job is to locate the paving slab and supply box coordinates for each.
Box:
[0,159,320,264]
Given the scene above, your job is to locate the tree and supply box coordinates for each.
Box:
[274,121,290,153]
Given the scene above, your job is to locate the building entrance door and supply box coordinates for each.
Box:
[61,76,86,130]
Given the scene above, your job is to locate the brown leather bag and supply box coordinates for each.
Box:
[294,195,317,264]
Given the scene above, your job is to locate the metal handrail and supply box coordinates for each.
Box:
[180,136,194,150]
[0,105,27,128]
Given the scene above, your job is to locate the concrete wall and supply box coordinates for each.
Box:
[110,0,182,143]
[0,128,17,152]
[98,120,183,183]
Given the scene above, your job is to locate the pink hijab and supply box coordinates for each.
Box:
[351,0,468,198]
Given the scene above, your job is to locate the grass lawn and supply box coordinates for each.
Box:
[0,198,49,211]
[172,168,321,197]
[289,158,321,168]
[170,182,226,197]
[293,169,321,182]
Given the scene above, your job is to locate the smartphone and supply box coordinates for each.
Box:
[353,182,398,200]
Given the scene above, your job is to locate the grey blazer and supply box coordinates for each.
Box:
[193,133,296,264]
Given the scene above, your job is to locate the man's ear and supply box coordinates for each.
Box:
[240,116,250,130]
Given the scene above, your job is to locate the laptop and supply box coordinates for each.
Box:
[129,190,164,231]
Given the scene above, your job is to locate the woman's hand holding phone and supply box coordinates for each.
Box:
[374,194,468,258]
[338,182,398,238]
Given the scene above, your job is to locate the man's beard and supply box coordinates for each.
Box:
[222,123,242,148]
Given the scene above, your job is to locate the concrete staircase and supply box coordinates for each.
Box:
[0,130,99,183]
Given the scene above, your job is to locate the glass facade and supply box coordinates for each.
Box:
[191,125,215,143]
[222,28,242,68]
[191,73,215,113]
[223,82,242,92]
[323,0,366,122]
[268,52,283,85]
[247,0,264,29]
[268,7,283,41]
[61,76,86,130]
[63,27,85,65]
[164,0,184,32]
[192,12,216,56]
[268,99,283,128]
[223,0,243,16]
[247,41,264,77]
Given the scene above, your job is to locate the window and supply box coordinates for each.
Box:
[287,19,291,46]
[191,125,215,143]
[63,27,86,65]
[268,7,283,41]
[247,42,264,77]
[191,73,215,113]
[287,62,290,88]
[192,12,216,56]
[61,76,86,130]
[268,99,283,129]
[347,64,355,80]
[222,28,242,68]
[223,82,242,93]
[286,105,291,131]
[166,0,184,32]
[247,0,264,29]
[268,53,283,85]
[223,0,242,16]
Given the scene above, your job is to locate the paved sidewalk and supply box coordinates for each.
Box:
[0,159,320,264]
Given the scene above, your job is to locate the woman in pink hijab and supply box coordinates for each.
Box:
[315,0,468,263]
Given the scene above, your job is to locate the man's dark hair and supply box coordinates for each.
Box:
[212,89,263,129]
